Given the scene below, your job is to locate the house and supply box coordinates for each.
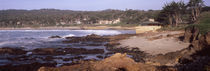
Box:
[98,18,121,24]
[112,18,121,24]
[149,19,155,22]
[75,20,82,24]
[140,18,162,26]
[136,19,162,34]
[99,20,112,24]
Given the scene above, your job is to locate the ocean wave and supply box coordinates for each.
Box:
[73,30,122,36]
[62,34,75,37]
[0,30,72,32]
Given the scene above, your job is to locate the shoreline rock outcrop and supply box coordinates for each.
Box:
[32,48,104,55]
[38,53,156,71]
[0,47,27,55]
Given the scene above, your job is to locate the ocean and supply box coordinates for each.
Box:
[0,30,135,67]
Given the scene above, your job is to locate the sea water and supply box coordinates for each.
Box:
[0,30,135,66]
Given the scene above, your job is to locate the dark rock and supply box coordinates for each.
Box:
[72,56,85,60]
[38,53,156,71]
[86,34,101,38]
[86,43,104,46]
[63,56,85,61]
[106,46,146,62]
[0,47,27,55]
[105,41,120,47]
[96,55,103,59]
[44,56,54,61]
[0,62,56,71]
[63,34,108,43]
[49,35,61,38]
[178,57,193,64]
[62,48,105,55]
[177,56,210,71]
[32,48,104,55]
[7,55,29,61]
[63,58,72,61]
[32,48,59,55]
[156,66,177,71]
[63,37,81,43]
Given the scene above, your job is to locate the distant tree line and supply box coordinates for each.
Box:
[0,9,160,27]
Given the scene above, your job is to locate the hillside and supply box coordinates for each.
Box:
[0,9,160,27]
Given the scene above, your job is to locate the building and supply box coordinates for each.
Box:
[75,20,82,24]
[98,18,121,24]
[140,18,162,26]
[135,18,162,34]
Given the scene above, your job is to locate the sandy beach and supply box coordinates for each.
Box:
[117,31,190,55]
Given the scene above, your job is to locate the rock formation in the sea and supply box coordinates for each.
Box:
[0,47,27,55]
[49,35,62,38]
[32,48,104,55]
[63,34,108,43]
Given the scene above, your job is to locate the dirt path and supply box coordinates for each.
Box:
[118,31,190,55]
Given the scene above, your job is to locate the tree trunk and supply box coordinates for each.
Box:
[191,6,201,24]
[168,15,173,26]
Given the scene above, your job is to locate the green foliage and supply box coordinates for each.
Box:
[156,1,186,26]
[187,12,210,34]
[0,9,160,27]
[187,0,204,23]
[202,6,210,12]
[188,0,204,7]
[107,22,139,27]
[158,24,188,31]
[89,22,139,27]
[160,11,210,32]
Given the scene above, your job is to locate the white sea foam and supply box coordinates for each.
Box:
[0,30,134,49]
[62,34,75,37]
[0,41,15,46]
[73,30,122,36]
[0,30,71,32]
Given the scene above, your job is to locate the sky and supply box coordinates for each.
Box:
[0,0,210,11]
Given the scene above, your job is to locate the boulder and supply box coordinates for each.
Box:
[49,35,61,38]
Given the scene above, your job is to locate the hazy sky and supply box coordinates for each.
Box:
[0,0,210,11]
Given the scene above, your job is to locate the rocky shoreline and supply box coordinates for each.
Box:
[0,33,138,71]
[0,26,209,71]
[39,26,210,71]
